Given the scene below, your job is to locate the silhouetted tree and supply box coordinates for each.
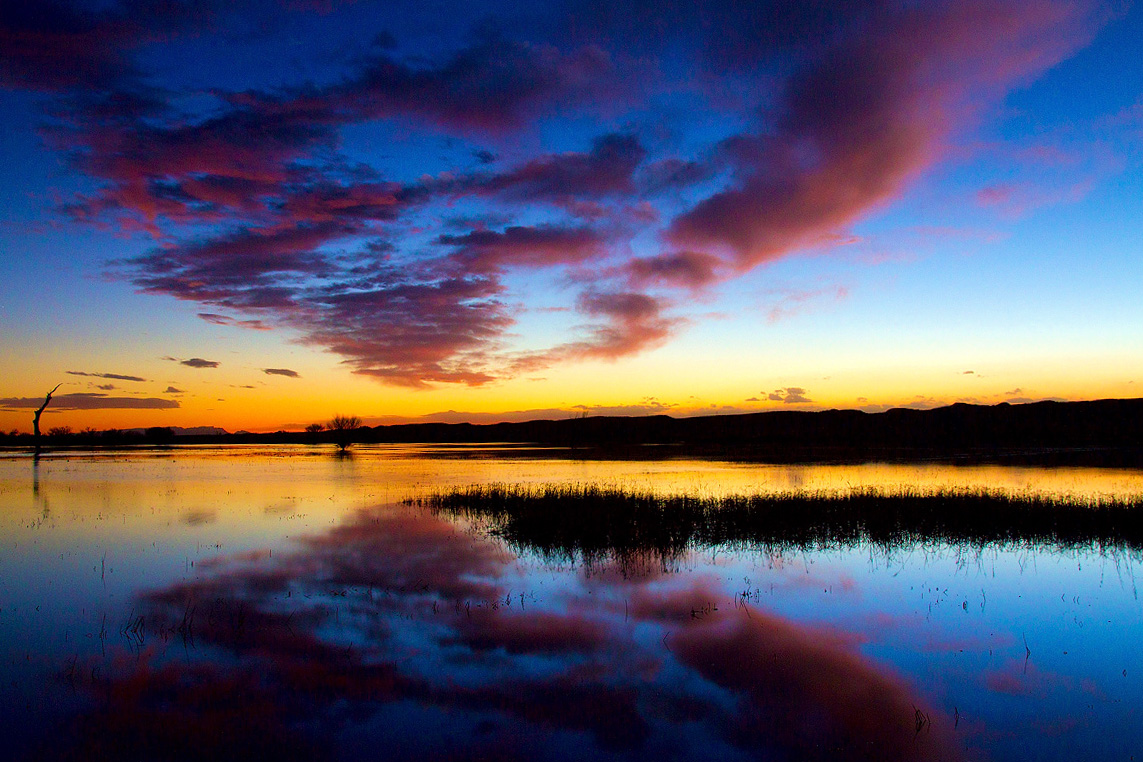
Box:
[328,415,362,451]
[32,384,61,454]
[304,422,325,444]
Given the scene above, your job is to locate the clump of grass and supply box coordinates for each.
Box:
[410,483,1143,562]
[416,483,709,565]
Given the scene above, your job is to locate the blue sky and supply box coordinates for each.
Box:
[1,0,1141,431]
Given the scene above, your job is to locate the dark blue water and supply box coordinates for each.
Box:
[3,447,1142,760]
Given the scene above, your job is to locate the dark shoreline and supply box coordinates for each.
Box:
[4,397,1142,466]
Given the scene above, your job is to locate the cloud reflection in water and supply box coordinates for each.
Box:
[47,506,958,761]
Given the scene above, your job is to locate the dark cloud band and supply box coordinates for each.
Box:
[1,394,179,410]
[66,370,148,382]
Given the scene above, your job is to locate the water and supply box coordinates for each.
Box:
[2,445,1142,760]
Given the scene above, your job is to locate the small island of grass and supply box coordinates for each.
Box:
[411,484,1143,563]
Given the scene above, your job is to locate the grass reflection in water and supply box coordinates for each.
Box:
[413,484,1143,564]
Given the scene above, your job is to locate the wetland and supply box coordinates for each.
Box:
[3,445,1142,760]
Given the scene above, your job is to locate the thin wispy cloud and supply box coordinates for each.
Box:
[66,370,147,382]
[262,368,300,378]
[0,394,179,410]
[197,313,271,330]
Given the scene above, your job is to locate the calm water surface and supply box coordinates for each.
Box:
[2,445,1142,761]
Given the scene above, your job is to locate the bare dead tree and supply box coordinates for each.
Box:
[33,384,61,454]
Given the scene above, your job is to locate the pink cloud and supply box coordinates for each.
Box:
[504,290,681,377]
[767,284,850,323]
[626,251,723,290]
[564,291,677,359]
[304,276,513,388]
[197,313,271,330]
[8,0,1104,390]
[977,183,1016,206]
[975,177,1096,218]
[439,224,608,273]
[667,1,1097,271]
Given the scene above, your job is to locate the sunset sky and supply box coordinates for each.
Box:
[1,0,1141,432]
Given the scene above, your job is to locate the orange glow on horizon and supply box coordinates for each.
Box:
[3,374,1139,434]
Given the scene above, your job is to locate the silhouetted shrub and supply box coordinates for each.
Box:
[327,415,362,451]
[304,422,325,444]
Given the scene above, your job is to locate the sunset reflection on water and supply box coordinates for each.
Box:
[2,446,1142,760]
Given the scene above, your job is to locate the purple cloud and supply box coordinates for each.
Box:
[439,224,607,273]
[768,387,813,405]
[470,133,645,201]
[8,0,1102,389]
[197,313,270,330]
[305,275,511,388]
[263,368,300,378]
[667,2,1096,271]
[177,358,220,369]
[511,291,679,373]
[625,251,722,290]
[66,370,147,382]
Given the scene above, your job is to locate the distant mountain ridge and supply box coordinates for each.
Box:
[194,398,1142,460]
[341,398,1142,452]
[7,399,1140,459]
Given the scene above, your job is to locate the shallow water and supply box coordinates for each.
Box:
[2,445,1142,760]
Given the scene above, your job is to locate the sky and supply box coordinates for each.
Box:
[1,0,1141,433]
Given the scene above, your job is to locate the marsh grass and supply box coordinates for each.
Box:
[411,484,1143,562]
